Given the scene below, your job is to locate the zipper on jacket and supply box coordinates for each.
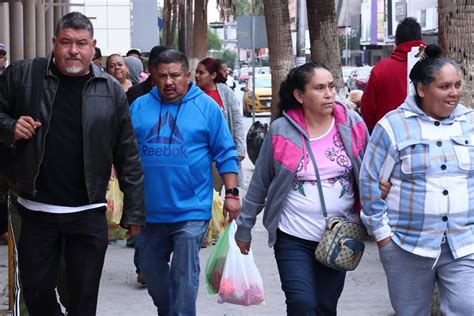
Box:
[80,77,98,202]
[33,75,59,195]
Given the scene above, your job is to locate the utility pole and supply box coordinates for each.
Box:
[296,0,306,66]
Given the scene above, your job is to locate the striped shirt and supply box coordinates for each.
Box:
[360,95,474,259]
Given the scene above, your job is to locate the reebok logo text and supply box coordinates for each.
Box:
[142,145,188,158]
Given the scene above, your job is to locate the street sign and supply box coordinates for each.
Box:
[237,16,268,49]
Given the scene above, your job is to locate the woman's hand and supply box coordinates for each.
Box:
[235,237,251,255]
[380,180,392,199]
[377,236,391,249]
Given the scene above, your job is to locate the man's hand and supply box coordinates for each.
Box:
[235,237,251,255]
[223,197,240,222]
[13,116,42,140]
[126,224,142,237]
[377,236,391,249]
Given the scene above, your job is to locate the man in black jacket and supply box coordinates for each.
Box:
[0,12,145,316]
[126,45,172,106]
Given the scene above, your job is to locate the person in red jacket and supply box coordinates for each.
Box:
[360,17,425,132]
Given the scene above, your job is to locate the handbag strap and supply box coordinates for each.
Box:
[304,138,328,218]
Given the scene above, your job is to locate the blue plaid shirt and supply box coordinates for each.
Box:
[360,95,474,259]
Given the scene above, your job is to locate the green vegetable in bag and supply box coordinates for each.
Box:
[205,223,231,294]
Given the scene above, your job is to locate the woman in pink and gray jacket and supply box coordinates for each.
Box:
[235,61,369,316]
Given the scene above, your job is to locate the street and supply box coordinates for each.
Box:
[0,90,394,316]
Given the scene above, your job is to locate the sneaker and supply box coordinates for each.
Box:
[137,273,146,287]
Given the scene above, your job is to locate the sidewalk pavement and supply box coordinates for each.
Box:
[0,226,394,316]
[0,153,394,315]
[93,226,394,316]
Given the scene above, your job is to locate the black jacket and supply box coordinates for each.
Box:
[0,55,145,225]
[126,76,153,105]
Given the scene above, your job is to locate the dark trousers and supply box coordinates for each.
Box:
[18,206,108,316]
[0,198,7,235]
[274,229,346,316]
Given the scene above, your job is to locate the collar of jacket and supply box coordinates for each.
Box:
[391,40,426,62]
[400,94,472,122]
[44,53,108,80]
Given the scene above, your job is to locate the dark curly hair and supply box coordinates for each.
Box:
[409,44,459,105]
[278,61,331,113]
[395,17,422,44]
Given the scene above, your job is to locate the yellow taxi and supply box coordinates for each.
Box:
[241,74,272,117]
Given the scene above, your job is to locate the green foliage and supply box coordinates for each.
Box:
[235,0,264,16]
[213,49,237,69]
[208,28,223,51]
[339,32,357,66]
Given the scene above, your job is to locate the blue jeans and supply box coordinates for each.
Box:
[274,230,346,316]
[137,220,209,316]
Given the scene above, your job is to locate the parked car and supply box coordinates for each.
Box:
[238,67,251,84]
[347,67,372,91]
[241,74,272,117]
[255,66,270,74]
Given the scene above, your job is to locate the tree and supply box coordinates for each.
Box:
[178,0,194,55]
[218,49,237,68]
[162,0,172,46]
[185,0,194,57]
[438,0,474,107]
[306,0,343,89]
[190,0,209,75]
[208,28,223,51]
[235,0,264,16]
[262,0,295,120]
[162,0,178,47]
[217,0,236,21]
[178,0,186,52]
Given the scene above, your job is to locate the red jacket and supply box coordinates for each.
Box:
[360,40,425,131]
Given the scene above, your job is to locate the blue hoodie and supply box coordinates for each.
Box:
[130,83,238,223]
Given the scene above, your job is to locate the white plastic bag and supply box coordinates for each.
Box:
[217,221,265,306]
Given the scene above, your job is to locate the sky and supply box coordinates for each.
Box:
[207,0,220,23]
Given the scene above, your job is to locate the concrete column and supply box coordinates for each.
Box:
[63,0,70,15]
[9,1,24,62]
[296,0,306,60]
[45,0,54,54]
[54,0,62,26]
[36,0,46,57]
[24,0,36,58]
[0,3,9,53]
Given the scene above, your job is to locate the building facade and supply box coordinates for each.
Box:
[0,0,159,64]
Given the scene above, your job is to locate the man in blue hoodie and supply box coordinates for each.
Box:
[130,49,240,315]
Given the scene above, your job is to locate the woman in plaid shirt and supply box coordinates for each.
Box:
[360,44,474,315]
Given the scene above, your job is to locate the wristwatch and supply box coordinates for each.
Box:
[225,187,240,196]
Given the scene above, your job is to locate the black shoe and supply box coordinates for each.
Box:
[137,272,146,287]
[126,236,136,248]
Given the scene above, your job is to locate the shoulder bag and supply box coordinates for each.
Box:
[304,138,367,271]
